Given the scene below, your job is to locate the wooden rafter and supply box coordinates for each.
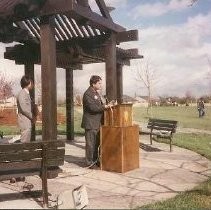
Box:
[70,2,125,32]
[116,30,139,44]
[95,0,112,21]
[4,42,142,67]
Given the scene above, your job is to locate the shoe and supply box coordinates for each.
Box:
[96,161,100,167]
[10,178,16,183]
[89,164,100,170]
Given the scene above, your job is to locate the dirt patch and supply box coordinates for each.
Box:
[0,108,66,126]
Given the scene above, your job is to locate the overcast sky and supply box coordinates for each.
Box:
[0,0,211,99]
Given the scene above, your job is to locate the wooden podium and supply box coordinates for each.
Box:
[100,104,139,173]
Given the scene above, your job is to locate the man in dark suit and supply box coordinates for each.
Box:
[81,75,107,168]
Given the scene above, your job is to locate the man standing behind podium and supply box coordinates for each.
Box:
[81,75,107,168]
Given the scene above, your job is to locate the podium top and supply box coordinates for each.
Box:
[105,103,133,109]
[104,103,133,126]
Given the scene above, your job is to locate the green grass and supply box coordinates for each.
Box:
[0,125,20,135]
[139,177,211,210]
[133,106,211,130]
[156,133,211,160]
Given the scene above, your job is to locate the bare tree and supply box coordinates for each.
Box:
[188,0,199,6]
[185,90,195,105]
[134,59,158,114]
[35,73,42,105]
[0,73,14,105]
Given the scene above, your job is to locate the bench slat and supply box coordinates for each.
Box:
[0,148,65,162]
[147,122,177,128]
[147,126,176,132]
[0,158,64,172]
[148,118,178,124]
[0,140,65,152]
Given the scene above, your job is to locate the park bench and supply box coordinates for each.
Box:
[145,118,178,152]
[0,140,65,208]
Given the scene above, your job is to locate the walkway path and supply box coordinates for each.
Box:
[0,135,211,209]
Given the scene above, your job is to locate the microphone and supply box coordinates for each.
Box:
[103,95,109,105]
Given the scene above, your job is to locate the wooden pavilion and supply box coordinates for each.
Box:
[0,0,143,142]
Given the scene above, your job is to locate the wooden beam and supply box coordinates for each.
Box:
[116,58,130,66]
[105,33,117,101]
[77,0,89,7]
[116,30,139,44]
[40,0,74,16]
[66,68,74,141]
[40,15,57,141]
[117,48,143,59]
[95,0,112,21]
[116,63,123,103]
[70,3,125,32]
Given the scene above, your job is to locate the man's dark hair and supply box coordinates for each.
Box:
[20,75,32,89]
[89,75,102,86]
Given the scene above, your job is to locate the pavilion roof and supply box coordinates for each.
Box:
[0,0,143,67]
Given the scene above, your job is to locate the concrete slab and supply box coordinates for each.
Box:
[0,135,210,209]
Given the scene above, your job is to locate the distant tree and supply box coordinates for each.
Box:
[189,0,199,6]
[0,73,14,104]
[35,73,42,105]
[185,90,195,105]
[134,59,158,114]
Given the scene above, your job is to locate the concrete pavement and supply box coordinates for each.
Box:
[0,135,211,209]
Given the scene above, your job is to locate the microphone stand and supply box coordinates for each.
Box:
[104,95,116,126]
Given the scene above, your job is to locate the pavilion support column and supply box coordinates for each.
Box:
[24,62,36,142]
[66,68,74,141]
[105,33,117,101]
[40,16,57,141]
[116,63,123,104]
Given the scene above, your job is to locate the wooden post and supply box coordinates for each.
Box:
[105,33,117,101]
[24,62,36,142]
[40,16,57,141]
[66,68,74,141]
[41,143,48,208]
[116,63,123,104]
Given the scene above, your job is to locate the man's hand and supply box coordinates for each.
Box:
[104,104,112,109]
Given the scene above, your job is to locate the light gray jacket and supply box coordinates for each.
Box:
[17,89,32,130]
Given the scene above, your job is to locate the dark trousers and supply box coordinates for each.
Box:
[85,129,100,166]
[198,108,205,117]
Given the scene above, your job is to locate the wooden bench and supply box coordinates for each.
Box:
[0,140,65,208]
[146,118,178,152]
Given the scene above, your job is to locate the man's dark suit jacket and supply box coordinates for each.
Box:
[81,86,104,130]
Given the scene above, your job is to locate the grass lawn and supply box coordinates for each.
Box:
[133,106,211,130]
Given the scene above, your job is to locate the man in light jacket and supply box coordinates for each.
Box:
[17,75,35,143]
